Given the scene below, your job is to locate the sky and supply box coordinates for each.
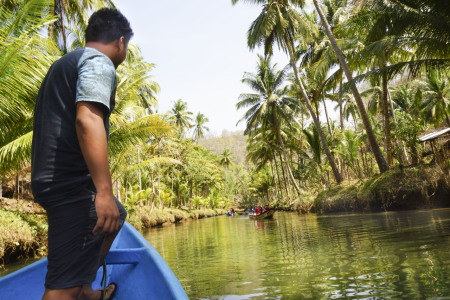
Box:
[113,0,290,136]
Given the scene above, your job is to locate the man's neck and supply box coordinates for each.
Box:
[85,42,117,68]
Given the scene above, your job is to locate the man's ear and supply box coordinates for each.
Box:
[118,36,125,50]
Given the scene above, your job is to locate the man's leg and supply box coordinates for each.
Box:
[99,233,118,266]
[98,196,127,266]
[42,284,116,300]
[42,286,80,300]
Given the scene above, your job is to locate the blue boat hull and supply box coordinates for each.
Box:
[0,222,188,299]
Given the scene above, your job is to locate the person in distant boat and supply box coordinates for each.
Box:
[31,8,132,300]
[255,206,261,215]
[265,204,270,211]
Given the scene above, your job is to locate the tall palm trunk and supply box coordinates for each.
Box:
[278,151,291,198]
[125,179,128,203]
[382,64,392,165]
[224,167,228,195]
[339,77,344,131]
[388,90,409,163]
[269,160,280,200]
[16,173,19,199]
[59,0,67,53]
[286,41,343,183]
[116,180,121,202]
[272,153,284,200]
[312,0,389,173]
[272,107,302,194]
[323,97,334,138]
[137,148,143,206]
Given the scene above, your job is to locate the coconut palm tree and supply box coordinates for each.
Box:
[170,99,193,138]
[220,148,233,169]
[421,70,450,127]
[193,113,210,141]
[345,0,449,79]
[232,0,343,183]
[0,0,58,184]
[310,0,389,172]
[237,54,304,193]
[220,148,233,195]
[246,132,284,200]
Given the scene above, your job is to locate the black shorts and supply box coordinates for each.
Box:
[41,189,127,289]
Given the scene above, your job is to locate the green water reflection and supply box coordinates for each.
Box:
[143,209,450,299]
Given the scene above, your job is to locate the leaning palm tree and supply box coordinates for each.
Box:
[232,0,343,183]
[237,55,303,193]
[310,0,389,172]
[193,112,210,140]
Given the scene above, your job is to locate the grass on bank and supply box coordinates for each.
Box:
[314,163,450,213]
[0,203,227,266]
[127,206,227,230]
[0,209,47,265]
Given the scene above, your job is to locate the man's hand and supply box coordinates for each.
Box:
[93,192,119,235]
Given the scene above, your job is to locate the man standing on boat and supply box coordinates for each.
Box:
[31,8,132,300]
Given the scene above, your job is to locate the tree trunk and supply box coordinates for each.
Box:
[323,98,334,138]
[312,0,389,173]
[16,173,19,199]
[339,77,344,131]
[224,167,228,195]
[150,169,155,207]
[158,164,162,209]
[286,41,343,183]
[278,151,291,199]
[272,107,302,194]
[382,65,392,165]
[137,148,143,206]
[269,160,280,200]
[125,179,128,204]
[116,180,121,202]
[273,153,284,200]
[59,0,68,53]
[445,111,450,127]
[360,148,367,177]
[387,90,410,164]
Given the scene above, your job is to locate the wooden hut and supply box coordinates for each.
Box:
[418,128,450,165]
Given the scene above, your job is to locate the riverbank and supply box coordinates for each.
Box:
[0,197,226,267]
[313,163,450,213]
[1,163,448,267]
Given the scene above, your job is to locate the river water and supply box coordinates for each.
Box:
[142,209,450,299]
[1,209,449,299]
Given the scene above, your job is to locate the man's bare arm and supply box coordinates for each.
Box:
[76,102,119,235]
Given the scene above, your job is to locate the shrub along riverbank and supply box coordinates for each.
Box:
[1,163,449,267]
[0,198,227,266]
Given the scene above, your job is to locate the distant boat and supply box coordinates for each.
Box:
[236,211,248,215]
[0,222,188,300]
[226,211,235,216]
[249,209,275,220]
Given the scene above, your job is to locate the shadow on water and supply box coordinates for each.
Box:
[143,209,450,299]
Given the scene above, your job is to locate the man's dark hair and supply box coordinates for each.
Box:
[85,8,133,45]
